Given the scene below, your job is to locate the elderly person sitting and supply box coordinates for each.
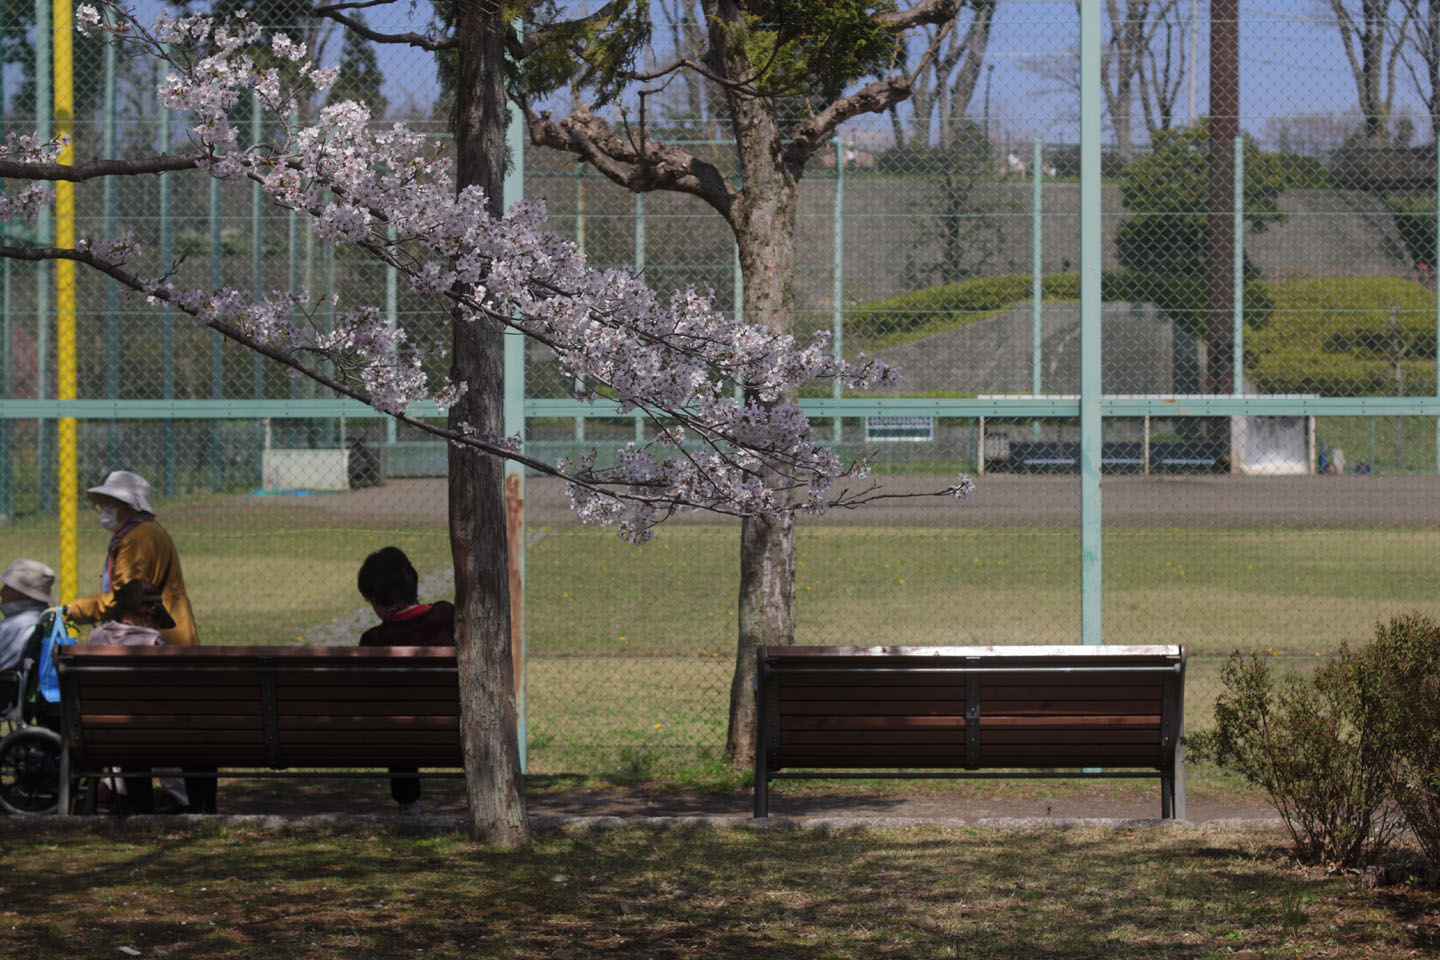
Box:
[66,470,198,647]
[0,558,55,673]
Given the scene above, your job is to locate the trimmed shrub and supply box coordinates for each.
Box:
[1348,614,1440,869]
[1188,651,1404,867]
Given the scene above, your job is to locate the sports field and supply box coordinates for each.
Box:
[5,473,1435,773]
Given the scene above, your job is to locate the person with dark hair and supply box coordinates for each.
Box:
[357,546,455,814]
[357,546,455,648]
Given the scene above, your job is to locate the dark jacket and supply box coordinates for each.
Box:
[359,601,456,647]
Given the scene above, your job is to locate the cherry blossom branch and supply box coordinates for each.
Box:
[0,3,976,543]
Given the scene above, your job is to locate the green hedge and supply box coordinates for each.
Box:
[1247,275,1438,396]
[846,272,1437,398]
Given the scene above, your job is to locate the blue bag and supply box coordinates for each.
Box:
[35,607,77,704]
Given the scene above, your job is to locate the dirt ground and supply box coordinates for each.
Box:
[133,776,1280,824]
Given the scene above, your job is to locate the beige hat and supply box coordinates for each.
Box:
[1,558,56,604]
[86,470,154,514]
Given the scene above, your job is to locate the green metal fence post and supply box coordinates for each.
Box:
[290,110,304,447]
[573,163,585,444]
[36,0,53,514]
[102,5,118,469]
[158,58,175,496]
[1032,138,1043,440]
[832,137,844,443]
[1233,137,1245,396]
[210,175,224,490]
[0,0,10,521]
[1079,0,1102,645]
[385,223,398,446]
[634,190,645,444]
[250,90,265,481]
[1435,137,1439,473]
[503,78,528,772]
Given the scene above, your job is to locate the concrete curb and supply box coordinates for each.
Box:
[0,812,1288,835]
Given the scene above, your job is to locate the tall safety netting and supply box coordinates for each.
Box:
[0,0,1436,776]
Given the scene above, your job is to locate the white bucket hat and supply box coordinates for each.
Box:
[86,470,155,515]
[1,558,56,604]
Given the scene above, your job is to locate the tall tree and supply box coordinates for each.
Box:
[518,0,965,767]
[1326,0,1412,144]
[328,18,389,119]
[905,0,996,148]
[1400,0,1440,138]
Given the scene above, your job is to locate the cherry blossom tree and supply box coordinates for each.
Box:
[0,3,971,842]
[516,0,968,768]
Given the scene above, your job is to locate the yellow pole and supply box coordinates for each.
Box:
[54,0,77,603]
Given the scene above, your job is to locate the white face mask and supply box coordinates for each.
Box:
[98,505,123,531]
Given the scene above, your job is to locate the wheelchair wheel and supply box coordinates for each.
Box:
[0,726,62,815]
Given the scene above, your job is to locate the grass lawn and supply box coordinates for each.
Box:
[2,822,1437,959]
[3,502,1433,776]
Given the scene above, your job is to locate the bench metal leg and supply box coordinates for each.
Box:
[754,739,769,818]
[58,742,71,815]
[1160,773,1174,819]
[1172,741,1187,821]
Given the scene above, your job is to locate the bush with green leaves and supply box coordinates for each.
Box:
[1347,614,1440,869]
[1245,276,1437,396]
[1115,121,1293,275]
[1187,650,1404,867]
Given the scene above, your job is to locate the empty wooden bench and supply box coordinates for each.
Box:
[755,644,1187,819]
[54,645,461,813]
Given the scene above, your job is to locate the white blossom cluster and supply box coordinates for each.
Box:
[32,4,973,538]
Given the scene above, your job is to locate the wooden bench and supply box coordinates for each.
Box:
[54,645,461,813]
[754,644,1187,819]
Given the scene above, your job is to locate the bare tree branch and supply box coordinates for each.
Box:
[877,0,965,33]
[312,4,456,50]
[520,102,736,217]
[0,153,201,181]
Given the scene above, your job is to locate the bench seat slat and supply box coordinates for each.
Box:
[781,728,1159,747]
[779,682,1164,700]
[80,728,462,745]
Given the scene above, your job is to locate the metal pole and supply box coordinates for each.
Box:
[1208,0,1238,396]
[832,137,844,444]
[634,191,645,444]
[210,175,224,490]
[250,90,265,482]
[0,0,10,522]
[1032,138,1043,440]
[573,164,585,444]
[1435,138,1440,473]
[158,58,175,496]
[250,92,264,385]
[102,5,118,469]
[503,73,528,772]
[385,223,398,446]
[1080,0,1103,646]
[54,0,79,601]
[35,0,52,515]
[1232,137,1244,397]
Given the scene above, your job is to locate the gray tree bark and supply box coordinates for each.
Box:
[710,0,802,769]
[449,0,528,845]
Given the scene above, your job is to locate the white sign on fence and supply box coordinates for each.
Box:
[864,416,935,443]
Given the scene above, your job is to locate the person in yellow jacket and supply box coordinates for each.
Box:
[65,470,216,813]
[66,470,199,647]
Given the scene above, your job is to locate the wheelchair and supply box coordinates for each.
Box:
[0,610,67,815]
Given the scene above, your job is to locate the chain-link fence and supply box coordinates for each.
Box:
[2,1,1438,776]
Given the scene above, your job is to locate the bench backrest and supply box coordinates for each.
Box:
[57,646,462,769]
[758,644,1185,771]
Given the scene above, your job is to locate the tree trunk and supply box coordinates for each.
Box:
[723,90,800,770]
[449,1,528,845]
